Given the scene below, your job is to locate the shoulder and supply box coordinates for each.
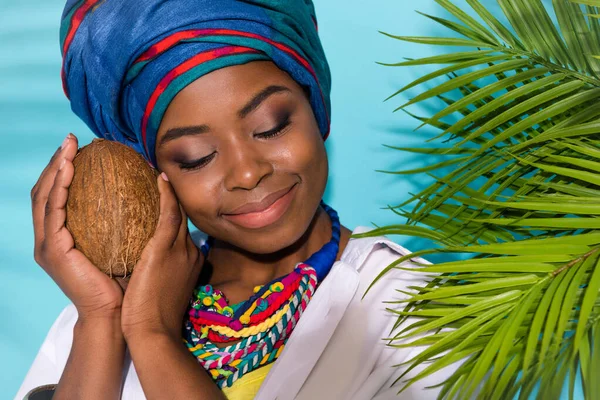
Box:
[315,227,439,398]
[40,303,79,349]
[38,303,79,362]
[52,303,79,334]
[57,303,79,323]
[31,303,78,369]
[341,225,430,282]
[338,226,435,323]
[15,304,79,400]
[332,226,433,316]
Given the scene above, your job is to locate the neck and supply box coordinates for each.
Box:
[207,205,333,291]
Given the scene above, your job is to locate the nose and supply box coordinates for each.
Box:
[223,139,273,191]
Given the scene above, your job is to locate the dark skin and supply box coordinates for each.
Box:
[31,60,350,399]
[156,60,351,303]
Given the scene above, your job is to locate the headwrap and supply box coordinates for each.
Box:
[59,0,331,168]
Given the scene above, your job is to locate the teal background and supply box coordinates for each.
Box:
[0,0,581,399]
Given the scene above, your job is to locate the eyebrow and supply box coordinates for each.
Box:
[158,84,291,147]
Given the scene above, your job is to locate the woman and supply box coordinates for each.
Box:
[17,0,454,399]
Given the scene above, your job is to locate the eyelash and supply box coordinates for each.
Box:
[255,118,291,140]
[178,152,216,170]
[178,118,291,171]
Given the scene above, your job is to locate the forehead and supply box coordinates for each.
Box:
[173,61,298,108]
[156,61,301,137]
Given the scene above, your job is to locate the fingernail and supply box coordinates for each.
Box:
[59,158,66,170]
[61,134,70,149]
[160,172,169,182]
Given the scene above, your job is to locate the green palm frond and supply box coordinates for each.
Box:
[360,0,600,398]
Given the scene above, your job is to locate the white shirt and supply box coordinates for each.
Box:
[15,226,456,399]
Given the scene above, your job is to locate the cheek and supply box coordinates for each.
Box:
[170,174,221,231]
[276,125,328,208]
[277,122,327,181]
[298,136,328,212]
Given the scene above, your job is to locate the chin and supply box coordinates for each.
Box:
[229,203,318,255]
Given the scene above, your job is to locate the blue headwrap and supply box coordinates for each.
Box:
[59,0,331,167]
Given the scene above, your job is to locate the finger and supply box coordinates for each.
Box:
[32,134,76,197]
[44,155,74,239]
[31,140,65,195]
[31,146,62,244]
[32,134,78,244]
[175,202,189,249]
[153,173,182,250]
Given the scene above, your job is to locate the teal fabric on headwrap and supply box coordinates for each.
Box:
[60,0,332,167]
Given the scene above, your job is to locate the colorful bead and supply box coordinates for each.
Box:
[270,282,284,292]
[229,320,244,331]
[222,306,234,317]
[256,298,268,312]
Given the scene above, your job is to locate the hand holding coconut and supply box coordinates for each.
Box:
[65,136,204,341]
[32,134,204,340]
[120,171,204,342]
[66,137,204,341]
[31,134,125,321]
[32,134,209,398]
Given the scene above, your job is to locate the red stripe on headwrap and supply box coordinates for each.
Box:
[60,0,102,99]
[140,46,260,157]
[135,28,330,141]
[136,29,313,74]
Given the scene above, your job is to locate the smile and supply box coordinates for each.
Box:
[222,183,298,229]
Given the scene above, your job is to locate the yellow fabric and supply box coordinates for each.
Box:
[221,363,274,400]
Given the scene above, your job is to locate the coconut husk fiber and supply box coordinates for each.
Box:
[65,138,160,278]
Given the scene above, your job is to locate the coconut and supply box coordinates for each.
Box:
[65,138,160,277]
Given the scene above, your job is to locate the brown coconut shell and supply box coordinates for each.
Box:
[65,138,160,277]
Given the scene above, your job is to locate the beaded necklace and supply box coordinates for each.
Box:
[183,202,340,388]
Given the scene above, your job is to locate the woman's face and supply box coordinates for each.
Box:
[155,61,328,254]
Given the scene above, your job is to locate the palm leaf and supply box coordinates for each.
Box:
[363,1,600,398]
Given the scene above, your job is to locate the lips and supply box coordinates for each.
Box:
[225,184,296,215]
[222,183,298,229]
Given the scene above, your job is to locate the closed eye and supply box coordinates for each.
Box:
[255,117,291,139]
[178,117,291,171]
[178,151,216,171]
